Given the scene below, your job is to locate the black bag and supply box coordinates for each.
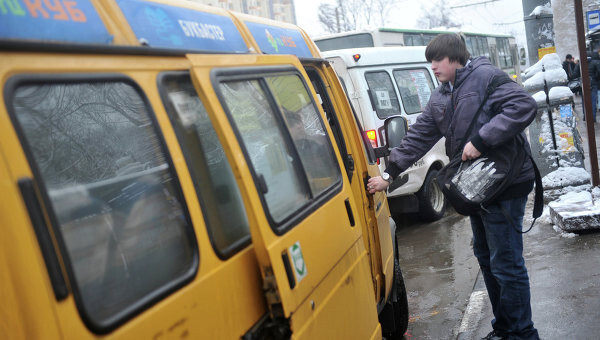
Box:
[436,76,543,225]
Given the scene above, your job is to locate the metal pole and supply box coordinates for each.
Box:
[574,0,600,186]
[543,74,560,167]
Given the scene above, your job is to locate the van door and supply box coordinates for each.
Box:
[187,54,380,338]
[302,60,395,302]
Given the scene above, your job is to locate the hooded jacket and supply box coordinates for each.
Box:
[385,57,536,197]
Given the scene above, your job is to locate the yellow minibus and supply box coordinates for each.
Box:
[0,0,408,338]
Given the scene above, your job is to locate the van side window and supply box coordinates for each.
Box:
[266,75,340,194]
[9,79,197,330]
[304,67,352,181]
[218,73,341,227]
[364,71,401,119]
[392,69,435,114]
[160,73,250,258]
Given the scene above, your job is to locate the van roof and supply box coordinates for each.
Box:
[321,46,428,67]
[0,0,320,58]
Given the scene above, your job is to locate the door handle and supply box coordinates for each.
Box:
[281,251,296,289]
[344,198,355,227]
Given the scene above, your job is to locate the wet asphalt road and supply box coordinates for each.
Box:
[394,196,600,340]
[394,209,479,339]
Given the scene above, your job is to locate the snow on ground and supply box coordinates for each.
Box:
[553,225,577,238]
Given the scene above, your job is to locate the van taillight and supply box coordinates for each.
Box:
[366,129,380,164]
[366,129,377,148]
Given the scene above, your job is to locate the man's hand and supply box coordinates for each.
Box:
[367,176,389,194]
[462,141,481,161]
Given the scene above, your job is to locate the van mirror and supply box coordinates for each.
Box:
[373,116,408,158]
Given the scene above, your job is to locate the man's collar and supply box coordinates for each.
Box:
[449,60,471,91]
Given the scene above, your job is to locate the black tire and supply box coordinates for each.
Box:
[416,168,446,222]
[385,258,409,339]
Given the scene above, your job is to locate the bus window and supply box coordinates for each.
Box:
[160,73,250,258]
[314,33,374,52]
[404,33,423,46]
[9,78,197,331]
[479,36,491,58]
[422,34,436,45]
[497,37,513,68]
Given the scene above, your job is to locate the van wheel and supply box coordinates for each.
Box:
[383,258,409,339]
[416,169,446,222]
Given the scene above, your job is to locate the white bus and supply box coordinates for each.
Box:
[314,28,522,82]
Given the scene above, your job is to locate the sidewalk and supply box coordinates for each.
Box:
[456,95,600,340]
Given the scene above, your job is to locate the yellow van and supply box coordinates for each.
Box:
[0,0,408,338]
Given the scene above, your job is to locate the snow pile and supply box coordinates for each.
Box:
[523,53,562,79]
[529,3,553,16]
[532,90,546,105]
[543,166,590,189]
[548,86,574,102]
[593,186,600,198]
[548,191,600,218]
[548,189,600,232]
[523,68,568,92]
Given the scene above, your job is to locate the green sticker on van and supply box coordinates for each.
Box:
[289,241,307,283]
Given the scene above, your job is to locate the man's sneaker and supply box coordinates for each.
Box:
[482,330,504,340]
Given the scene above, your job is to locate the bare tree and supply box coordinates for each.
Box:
[416,0,460,29]
[318,0,401,33]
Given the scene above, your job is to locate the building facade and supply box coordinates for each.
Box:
[552,0,600,61]
[188,0,296,24]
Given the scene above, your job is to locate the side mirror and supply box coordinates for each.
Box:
[373,116,408,158]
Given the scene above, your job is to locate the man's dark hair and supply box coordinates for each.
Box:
[566,54,573,60]
[425,33,470,65]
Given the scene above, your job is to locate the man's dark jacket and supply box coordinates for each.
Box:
[563,60,575,81]
[385,57,536,198]
[588,54,600,88]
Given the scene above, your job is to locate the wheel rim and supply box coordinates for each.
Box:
[429,178,445,213]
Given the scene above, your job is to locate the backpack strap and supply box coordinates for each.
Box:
[454,74,514,158]
[496,154,543,234]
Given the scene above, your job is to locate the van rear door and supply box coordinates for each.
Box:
[188,54,380,338]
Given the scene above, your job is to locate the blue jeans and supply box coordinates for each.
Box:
[470,197,540,339]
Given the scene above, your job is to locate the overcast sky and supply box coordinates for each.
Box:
[295,0,528,47]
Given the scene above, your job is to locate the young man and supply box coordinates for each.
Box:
[367,34,539,340]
